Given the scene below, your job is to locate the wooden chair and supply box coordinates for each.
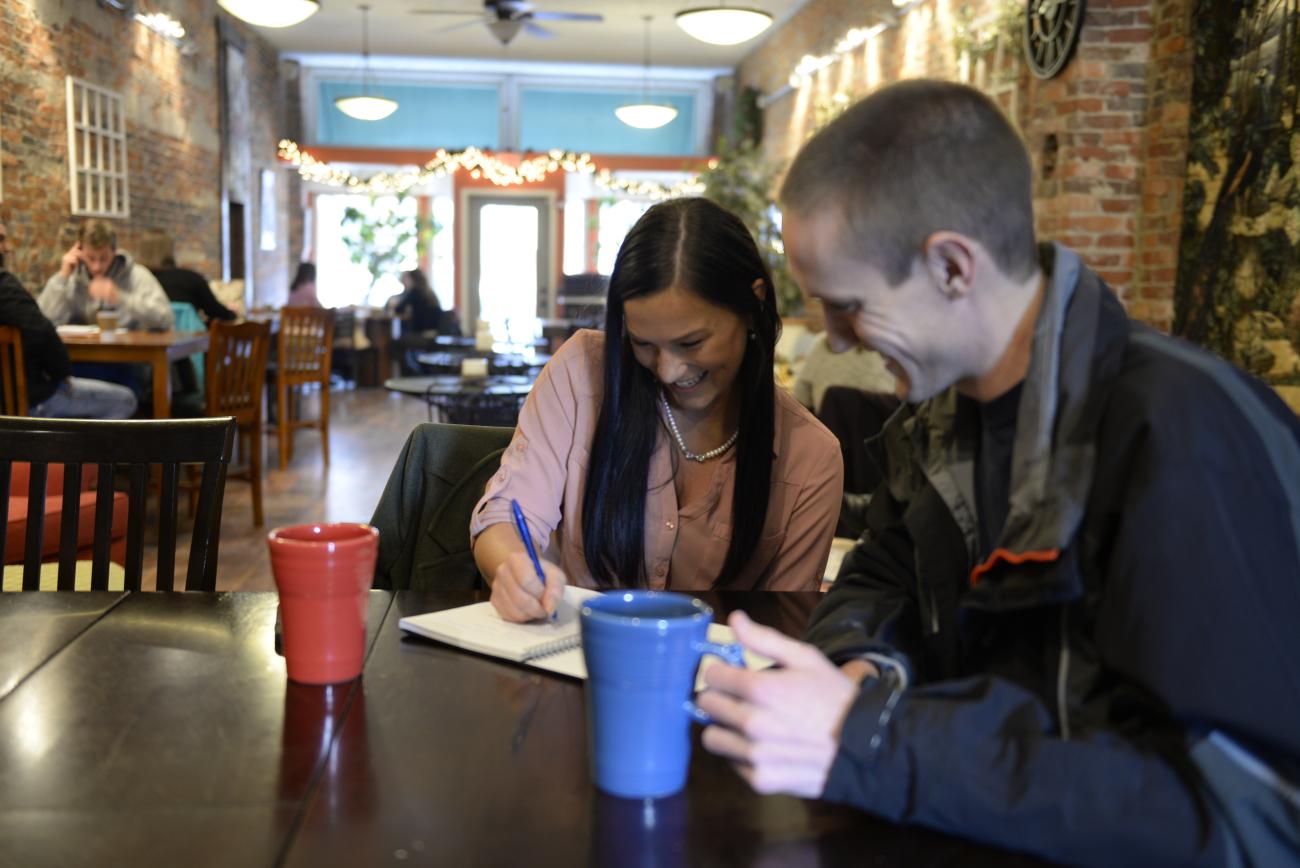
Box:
[269,307,334,471]
[0,325,28,416]
[206,320,271,526]
[0,416,235,591]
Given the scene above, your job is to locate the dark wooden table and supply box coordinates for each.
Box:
[0,591,1046,867]
[384,374,534,425]
[59,329,210,419]
[414,349,551,376]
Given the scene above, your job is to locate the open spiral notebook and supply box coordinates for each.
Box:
[398,586,773,684]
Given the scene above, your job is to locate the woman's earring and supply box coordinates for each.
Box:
[747,330,756,341]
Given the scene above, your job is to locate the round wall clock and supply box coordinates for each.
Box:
[1024,0,1087,79]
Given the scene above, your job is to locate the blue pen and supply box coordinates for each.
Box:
[511,499,555,621]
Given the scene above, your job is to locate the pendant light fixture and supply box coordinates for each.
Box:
[615,16,679,130]
[217,0,320,29]
[333,5,399,122]
[675,3,771,46]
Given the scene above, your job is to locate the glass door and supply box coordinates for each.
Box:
[467,195,551,332]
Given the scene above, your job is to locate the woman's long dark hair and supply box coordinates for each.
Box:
[290,261,316,291]
[581,198,780,589]
[401,269,445,313]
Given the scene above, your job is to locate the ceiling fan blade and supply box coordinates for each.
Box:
[432,17,488,32]
[530,11,602,21]
[523,20,555,38]
[490,0,535,14]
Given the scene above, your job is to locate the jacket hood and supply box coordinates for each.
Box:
[78,250,134,286]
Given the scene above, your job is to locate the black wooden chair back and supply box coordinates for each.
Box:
[0,325,28,416]
[0,416,236,591]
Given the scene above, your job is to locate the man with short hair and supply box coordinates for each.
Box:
[39,219,174,330]
[698,80,1300,866]
[0,221,136,418]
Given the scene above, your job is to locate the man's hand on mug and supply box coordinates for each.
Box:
[698,611,860,798]
[88,277,119,306]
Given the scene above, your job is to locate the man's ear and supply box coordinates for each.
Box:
[922,232,976,300]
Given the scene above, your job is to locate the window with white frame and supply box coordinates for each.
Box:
[65,77,130,218]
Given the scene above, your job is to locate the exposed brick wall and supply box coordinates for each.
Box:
[737,0,1194,331]
[1130,0,1193,330]
[0,0,298,305]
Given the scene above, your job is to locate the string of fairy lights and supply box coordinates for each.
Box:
[277,139,709,200]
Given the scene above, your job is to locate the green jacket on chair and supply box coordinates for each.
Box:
[369,422,514,591]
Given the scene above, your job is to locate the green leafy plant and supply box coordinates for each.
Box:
[952,2,1025,82]
[699,87,800,315]
[340,191,437,296]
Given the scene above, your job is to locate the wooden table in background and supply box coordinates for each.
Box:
[59,329,210,419]
[0,589,1048,867]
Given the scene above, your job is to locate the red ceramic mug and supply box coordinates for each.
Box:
[267,523,378,685]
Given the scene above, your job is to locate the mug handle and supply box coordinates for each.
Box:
[683,640,746,725]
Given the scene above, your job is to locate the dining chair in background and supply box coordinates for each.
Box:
[0,416,235,591]
[0,325,28,416]
[269,307,334,471]
[369,422,514,591]
[206,320,271,526]
[330,307,370,386]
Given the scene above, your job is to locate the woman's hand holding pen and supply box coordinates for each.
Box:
[490,552,568,623]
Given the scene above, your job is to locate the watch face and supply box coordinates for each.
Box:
[1024,0,1087,79]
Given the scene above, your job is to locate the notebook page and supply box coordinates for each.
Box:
[398,586,599,661]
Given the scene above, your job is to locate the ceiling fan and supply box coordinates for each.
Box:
[410,0,603,46]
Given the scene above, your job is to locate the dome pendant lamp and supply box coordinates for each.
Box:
[615,16,679,130]
[218,0,320,29]
[675,3,771,46]
[334,5,399,122]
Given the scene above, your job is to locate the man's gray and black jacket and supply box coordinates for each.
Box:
[808,244,1300,867]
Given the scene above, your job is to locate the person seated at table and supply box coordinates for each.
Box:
[792,329,895,416]
[137,228,237,324]
[0,220,136,418]
[388,269,461,337]
[286,262,320,308]
[389,269,462,375]
[38,219,174,331]
[472,197,844,622]
[695,80,1300,867]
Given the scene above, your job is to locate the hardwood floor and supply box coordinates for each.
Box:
[143,386,433,592]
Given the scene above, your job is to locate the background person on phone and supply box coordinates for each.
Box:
[0,221,136,418]
[38,219,174,331]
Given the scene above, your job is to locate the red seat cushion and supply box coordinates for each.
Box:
[6,490,129,566]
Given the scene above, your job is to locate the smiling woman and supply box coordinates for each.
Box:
[469,197,844,624]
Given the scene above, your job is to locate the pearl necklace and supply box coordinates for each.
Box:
[659,394,739,462]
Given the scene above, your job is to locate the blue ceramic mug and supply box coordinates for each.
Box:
[580,591,745,799]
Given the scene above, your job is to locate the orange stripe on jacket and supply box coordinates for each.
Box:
[969,547,1061,586]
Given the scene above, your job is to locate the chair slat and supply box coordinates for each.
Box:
[90,463,114,591]
[124,464,147,590]
[23,462,48,591]
[0,325,29,416]
[156,461,179,593]
[187,459,226,592]
[0,461,11,568]
[57,463,82,591]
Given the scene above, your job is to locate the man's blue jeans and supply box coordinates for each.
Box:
[29,377,138,419]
